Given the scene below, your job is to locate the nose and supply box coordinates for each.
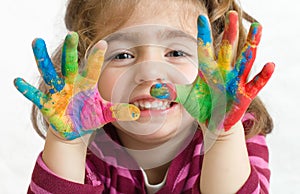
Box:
[134,61,168,83]
[134,46,168,84]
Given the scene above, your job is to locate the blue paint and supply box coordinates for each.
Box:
[151,83,170,99]
[197,15,212,45]
[237,47,253,76]
[155,83,163,89]
[33,38,65,93]
[226,70,239,98]
[14,77,47,109]
[252,26,258,36]
[250,23,259,41]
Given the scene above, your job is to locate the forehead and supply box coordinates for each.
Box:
[104,25,197,46]
[118,0,206,37]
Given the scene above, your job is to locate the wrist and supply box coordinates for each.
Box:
[42,127,90,183]
[216,120,244,140]
[48,126,92,145]
[201,120,244,143]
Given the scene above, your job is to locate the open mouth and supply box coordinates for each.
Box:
[132,99,176,111]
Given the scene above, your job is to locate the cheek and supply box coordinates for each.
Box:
[184,65,198,83]
[174,64,198,84]
[98,67,136,103]
[98,69,119,101]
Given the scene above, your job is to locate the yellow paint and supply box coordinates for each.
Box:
[218,40,233,71]
[111,104,140,121]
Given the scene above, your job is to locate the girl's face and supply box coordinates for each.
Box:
[97,1,204,146]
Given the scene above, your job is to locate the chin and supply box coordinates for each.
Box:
[113,104,191,143]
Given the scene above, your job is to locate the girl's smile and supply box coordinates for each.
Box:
[130,96,179,117]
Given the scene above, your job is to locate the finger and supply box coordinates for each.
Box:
[235,23,262,85]
[197,15,215,62]
[150,79,212,123]
[32,38,65,93]
[106,103,140,122]
[82,40,107,83]
[197,15,226,88]
[150,82,178,101]
[245,62,275,99]
[217,11,239,73]
[61,32,79,83]
[150,81,198,106]
[14,77,48,109]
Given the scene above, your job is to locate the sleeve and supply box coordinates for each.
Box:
[236,134,271,194]
[27,152,104,194]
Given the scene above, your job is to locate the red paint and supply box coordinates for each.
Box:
[223,11,239,45]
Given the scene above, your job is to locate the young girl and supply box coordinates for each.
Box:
[15,0,275,193]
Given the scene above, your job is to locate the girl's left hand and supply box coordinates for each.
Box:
[150,11,275,131]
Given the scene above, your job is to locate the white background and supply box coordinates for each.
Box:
[1,0,299,193]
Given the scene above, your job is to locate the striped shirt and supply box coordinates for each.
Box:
[27,123,270,194]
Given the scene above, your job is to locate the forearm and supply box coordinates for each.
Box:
[200,121,251,194]
[42,128,89,184]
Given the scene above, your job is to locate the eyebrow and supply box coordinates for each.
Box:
[104,28,197,43]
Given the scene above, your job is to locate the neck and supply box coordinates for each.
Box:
[144,162,170,184]
[115,121,197,170]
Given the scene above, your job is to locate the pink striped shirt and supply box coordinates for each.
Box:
[27,123,270,194]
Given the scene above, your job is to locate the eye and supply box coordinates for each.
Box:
[165,50,188,58]
[114,52,134,60]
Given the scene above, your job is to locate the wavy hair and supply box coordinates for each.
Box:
[31,0,273,139]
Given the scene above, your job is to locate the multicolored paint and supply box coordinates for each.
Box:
[14,32,140,140]
[150,83,173,100]
[151,12,275,131]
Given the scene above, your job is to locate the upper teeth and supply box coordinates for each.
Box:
[133,100,171,110]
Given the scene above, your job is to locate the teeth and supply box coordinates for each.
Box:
[132,100,171,110]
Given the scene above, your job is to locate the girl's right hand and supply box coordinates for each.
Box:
[14,32,140,141]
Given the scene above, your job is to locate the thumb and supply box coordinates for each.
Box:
[150,82,193,104]
[104,103,140,122]
[150,79,212,124]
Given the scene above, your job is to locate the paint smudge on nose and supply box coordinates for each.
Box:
[150,83,171,100]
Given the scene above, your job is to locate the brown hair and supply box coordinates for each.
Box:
[31,0,273,139]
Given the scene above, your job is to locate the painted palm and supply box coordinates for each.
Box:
[14,32,140,140]
[151,11,275,131]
